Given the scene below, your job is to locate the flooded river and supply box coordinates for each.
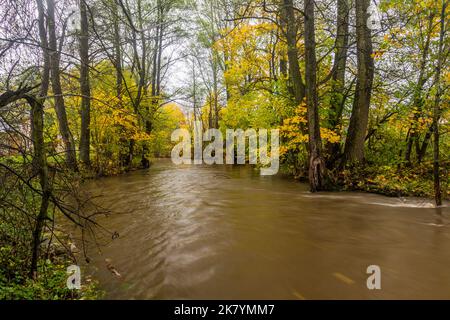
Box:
[83,159,450,299]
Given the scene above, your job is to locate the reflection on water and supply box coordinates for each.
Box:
[83,159,450,299]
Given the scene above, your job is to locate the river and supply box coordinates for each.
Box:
[82,159,450,299]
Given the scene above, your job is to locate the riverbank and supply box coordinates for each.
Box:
[0,240,100,300]
[0,159,102,300]
[337,163,449,200]
[283,160,449,201]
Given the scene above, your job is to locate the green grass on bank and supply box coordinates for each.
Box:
[0,245,101,300]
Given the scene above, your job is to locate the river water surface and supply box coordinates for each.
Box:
[83,159,450,299]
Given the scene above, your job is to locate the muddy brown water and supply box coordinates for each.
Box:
[82,159,450,299]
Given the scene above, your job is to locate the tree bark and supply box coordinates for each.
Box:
[32,0,51,170]
[212,55,220,129]
[343,0,374,165]
[36,0,50,99]
[281,0,306,105]
[417,123,434,163]
[29,1,54,277]
[112,0,123,99]
[304,0,325,192]
[326,0,349,165]
[0,90,51,278]
[79,0,91,166]
[47,0,78,171]
[432,0,447,207]
[137,0,150,168]
[28,95,51,278]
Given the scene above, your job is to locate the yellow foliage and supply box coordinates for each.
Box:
[279,104,341,157]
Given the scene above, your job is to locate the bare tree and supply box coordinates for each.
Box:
[46,0,78,170]
[79,0,91,167]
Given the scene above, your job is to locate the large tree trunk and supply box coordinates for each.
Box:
[0,90,51,278]
[343,0,374,165]
[209,0,220,128]
[278,1,288,85]
[149,0,163,134]
[156,9,163,99]
[79,0,91,167]
[126,0,149,169]
[432,0,447,207]
[36,0,50,100]
[326,0,349,166]
[29,0,52,277]
[281,0,306,105]
[112,1,123,99]
[138,0,150,169]
[112,0,132,169]
[47,0,78,171]
[417,123,434,164]
[304,0,325,192]
[31,0,51,169]
[212,55,220,129]
[151,13,160,103]
[133,0,147,110]
[28,96,51,278]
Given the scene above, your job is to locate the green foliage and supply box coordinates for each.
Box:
[0,251,99,300]
[339,163,450,198]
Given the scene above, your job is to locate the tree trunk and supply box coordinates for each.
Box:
[79,0,91,166]
[326,0,349,166]
[32,0,51,170]
[343,0,374,165]
[47,0,78,171]
[28,96,51,278]
[304,0,325,192]
[281,0,306,105]
[36,0,50,99]
[29,0,52,277]
[112,0,123,99]
[212,55,219,129]
[137,0,150,169]
[156,0,164,98]
[149,0,163,134]
[417,123,434,164]
[432,0,447,207]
